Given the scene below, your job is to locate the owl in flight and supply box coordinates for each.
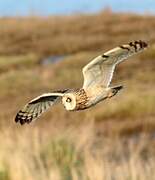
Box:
[15,40,147,125]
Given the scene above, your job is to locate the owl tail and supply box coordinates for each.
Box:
[108,85,123,98]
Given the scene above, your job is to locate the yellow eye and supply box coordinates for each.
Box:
[66,97,72,103]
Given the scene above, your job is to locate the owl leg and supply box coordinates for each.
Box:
[108,85,123,98]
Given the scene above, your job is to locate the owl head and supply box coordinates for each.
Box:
[62,93,76,111]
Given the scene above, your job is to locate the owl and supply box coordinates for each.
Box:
[15,40,148,125]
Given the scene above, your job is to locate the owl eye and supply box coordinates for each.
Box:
[66,97,72,103]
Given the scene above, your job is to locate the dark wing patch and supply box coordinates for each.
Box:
[29,95,58,104]
[119,45,130,51]
[102,54,109,58]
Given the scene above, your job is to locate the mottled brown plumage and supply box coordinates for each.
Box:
[74,89,89,110]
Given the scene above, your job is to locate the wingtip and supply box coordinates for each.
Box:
[137,40,148,48]
[15,110,32,125]
[15,113,26,125]
[129,40,148,49]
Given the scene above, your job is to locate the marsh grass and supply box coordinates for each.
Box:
[0,12,154,56]
[0,124,155,180]
[0,12,155,179]
[0,54,39,73]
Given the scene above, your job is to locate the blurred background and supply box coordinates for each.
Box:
[0,0,155,180]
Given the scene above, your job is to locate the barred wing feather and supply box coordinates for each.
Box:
[15,92,66,125]
[82,40,147,89]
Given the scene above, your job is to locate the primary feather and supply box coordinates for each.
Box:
[15,92,65,125]
[82,40,147,90]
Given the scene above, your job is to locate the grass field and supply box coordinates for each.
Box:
[0,11,155,179]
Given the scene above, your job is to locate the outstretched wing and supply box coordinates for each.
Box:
[15,90,68,125]
[82,40,147,90]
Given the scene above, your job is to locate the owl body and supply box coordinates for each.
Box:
[62,87,111,111]
[62,88,89,111]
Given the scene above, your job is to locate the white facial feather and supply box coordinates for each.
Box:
[62,93,77,111]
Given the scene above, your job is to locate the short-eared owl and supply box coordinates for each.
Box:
[15,40,148,125]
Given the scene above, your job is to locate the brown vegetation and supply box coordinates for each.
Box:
[0,11,155,179]
[0,12,155,56]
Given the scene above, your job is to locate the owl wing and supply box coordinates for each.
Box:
[82,40,147,90]
[15,90,68,125]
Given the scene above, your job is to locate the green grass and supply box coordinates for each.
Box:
[42,138,84,180]
[0,168,10,180]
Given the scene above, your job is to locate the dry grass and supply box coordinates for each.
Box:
[1,124,155,180]
[0,11,155,179]
[0,54,39,73]
[0,12,155,56]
